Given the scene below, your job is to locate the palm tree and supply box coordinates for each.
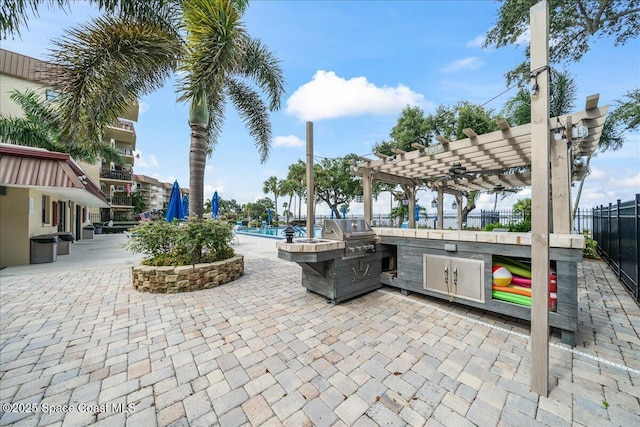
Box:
[287,160,306,221]
[262,176,281,224]
[6,0,285,220]
[0,89,122,163]
[280,178,296,224]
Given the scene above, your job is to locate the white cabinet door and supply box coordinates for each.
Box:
[423,255,484,303]
[424,254,452,297]
[452,257,484,303]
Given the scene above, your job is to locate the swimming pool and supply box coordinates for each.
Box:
[237,226,322,240]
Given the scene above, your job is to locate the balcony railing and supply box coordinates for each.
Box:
[119,147,134,156]
[101,170,132,181]
[114,120,134,132]
[108,196,133,206]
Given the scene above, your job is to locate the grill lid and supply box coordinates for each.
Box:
[322,219,375,240]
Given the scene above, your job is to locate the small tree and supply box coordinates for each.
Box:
[314,154,362,219]
[513,197,532,221]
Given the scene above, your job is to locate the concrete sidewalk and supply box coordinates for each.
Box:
[0,234,638,426]
[0,234,144,277]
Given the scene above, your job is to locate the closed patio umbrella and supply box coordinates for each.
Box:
[211,191,219,219]
[182,194,189,219]
[165,181,185,221]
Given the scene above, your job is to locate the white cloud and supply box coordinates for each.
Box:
[466,35,485,49]
[138,101,150,114]
[133,150,159,168]
[442,57,483,73]
[152,173,177,184]
[285,70,428,121]
[203,181,226,199]
[609,172,640,188]
[274,135,304,147]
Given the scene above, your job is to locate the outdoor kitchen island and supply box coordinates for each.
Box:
[373,228,584,346]
[277,225,583,345]
[277,219,383,304]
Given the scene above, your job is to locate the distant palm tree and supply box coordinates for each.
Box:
[0,89,122,163]
[263,176,281,224]
[7,0,285,220]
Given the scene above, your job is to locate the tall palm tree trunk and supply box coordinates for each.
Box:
[189,123,207,219]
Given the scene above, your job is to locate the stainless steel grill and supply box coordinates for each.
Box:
[322,219,377,259]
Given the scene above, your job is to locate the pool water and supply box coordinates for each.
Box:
[237,226,322,239]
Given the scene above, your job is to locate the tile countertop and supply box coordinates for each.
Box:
[371,228,585,249]
[276,239,346,253]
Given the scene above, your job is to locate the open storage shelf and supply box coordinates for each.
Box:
[378,234,580,345]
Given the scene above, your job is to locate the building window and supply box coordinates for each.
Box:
[42,195,51,224]
[45,89,61,101]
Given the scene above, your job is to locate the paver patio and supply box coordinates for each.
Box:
[0,234,638,426]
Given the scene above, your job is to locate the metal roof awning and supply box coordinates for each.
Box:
[0,144,110,207]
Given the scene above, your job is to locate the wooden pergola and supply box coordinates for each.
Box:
[349,2,608,397]
[354,97,608,232]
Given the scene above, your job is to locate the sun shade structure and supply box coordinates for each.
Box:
[354,95,607,232]
[354,96,606,196]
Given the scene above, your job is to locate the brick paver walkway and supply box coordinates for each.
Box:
[1,235,638,426]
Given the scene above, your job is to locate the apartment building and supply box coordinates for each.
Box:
[0,49,116,267]
[133,174,189,216]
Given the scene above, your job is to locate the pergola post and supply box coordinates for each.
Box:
[551,115,572,233]
[456,194,463,230]
[530,0,550,396]
[437,188,444,229]
[306,122,314,238]
[408,186,416,229]
[363,171,374,223]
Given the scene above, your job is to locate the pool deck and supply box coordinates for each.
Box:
[0,234,638,426]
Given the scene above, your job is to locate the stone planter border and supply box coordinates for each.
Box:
[132,255,244,293]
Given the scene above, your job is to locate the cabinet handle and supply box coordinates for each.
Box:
[444,265,453,302]
[453,267,458,296]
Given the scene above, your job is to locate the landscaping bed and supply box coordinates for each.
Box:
[132,255,243,293]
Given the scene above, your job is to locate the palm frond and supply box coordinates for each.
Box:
[226,78,271,163]
[0,115,54,148]
[179,0,247,101]
[238,37,285,111]
[99,142,124,163]
[48,14,182,153]
[204,87,226,154]
[8,89,60,128]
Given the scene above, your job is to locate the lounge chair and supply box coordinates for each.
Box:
[230,225,240,244]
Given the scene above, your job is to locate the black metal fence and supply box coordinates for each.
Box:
[593,194,640,302]
[472,208,592,232]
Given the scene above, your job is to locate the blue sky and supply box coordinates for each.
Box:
[3,1,639,217]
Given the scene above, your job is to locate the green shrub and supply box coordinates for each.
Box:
[483,222,505,231]
[124,219,235,265]
[508,220,532,232]
[583,236,599,259]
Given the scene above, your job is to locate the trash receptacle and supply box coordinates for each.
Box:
[53,232,75,255]
[83,225,95,239]
[30,235,59,264]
